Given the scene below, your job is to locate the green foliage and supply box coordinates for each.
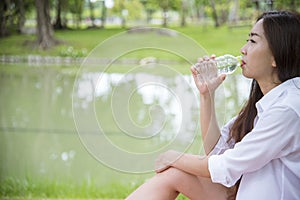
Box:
[111,0,143,19]
[124,0,144,20]
[67,0,85,28]
[142,0,159,10]
[156,0,181,11]
[274,0,300,10]
[69,0,84,15]
[195,0,209,6]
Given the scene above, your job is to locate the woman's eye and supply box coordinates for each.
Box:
[246,39,256,43]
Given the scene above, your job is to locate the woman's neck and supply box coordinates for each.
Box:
[258,80,281,95]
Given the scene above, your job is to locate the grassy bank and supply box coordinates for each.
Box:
[0,25,250,58]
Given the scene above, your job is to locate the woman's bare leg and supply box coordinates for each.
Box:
[125,167,228,200]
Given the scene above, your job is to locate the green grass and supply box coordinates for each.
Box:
[0,178,189,200]
[0,28,125,57]
[0,25,250,76]
[0,177,136,199]
[0,25,250,57]
[173,25,250,56]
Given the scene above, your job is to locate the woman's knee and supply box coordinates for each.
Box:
[155,167,190,189]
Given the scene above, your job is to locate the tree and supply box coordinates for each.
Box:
[275,0,299,11]
[0,0,33,37]
[16,0,26,33]
[210,0,220,27]
[69,0,84,29]
[180,0,189,27]
[158,0,168,27]
[88,0,96,27]
[140,0,157,24]
[100,0,107,28]
[193,0,208,23]
[35,0,58,49]
[0,0,11,37]
[156,0,180,27]
[228,0,240,24]
[54,0,68,29]
[111,0,143,28]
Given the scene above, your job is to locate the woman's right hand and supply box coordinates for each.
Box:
[190,56,226,95]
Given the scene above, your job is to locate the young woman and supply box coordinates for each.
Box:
[126,10,300,200]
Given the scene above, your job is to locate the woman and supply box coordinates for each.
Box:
[126,10,300,200]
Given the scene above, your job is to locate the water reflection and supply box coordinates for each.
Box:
[73,63,251,173]
[0,64,250,184]
[73,63,201,173]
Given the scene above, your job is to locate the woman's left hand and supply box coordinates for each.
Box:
[191,55,226,95]
[154,150,182,173]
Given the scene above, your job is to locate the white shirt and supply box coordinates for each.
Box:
[208,77,300,200]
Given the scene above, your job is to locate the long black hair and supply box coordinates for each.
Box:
[227,11,300,198]
[229,10,300,143]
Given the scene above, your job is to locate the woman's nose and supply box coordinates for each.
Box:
[240,45,247,55]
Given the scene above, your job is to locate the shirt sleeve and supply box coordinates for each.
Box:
[208,106,300,187]
[209,116,236,156]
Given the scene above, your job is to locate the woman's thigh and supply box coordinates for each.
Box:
[155,167,228,200]
[126,167,230,200]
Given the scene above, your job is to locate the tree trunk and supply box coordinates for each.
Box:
[147,9,154,24]
[162,8,168,27]
[17,0,26,33]
[228,0,239,25]
[88,0,95,27]
[210,0,220,27]
[290,0,296,11]
[35,0,57,49]
[180,0,188,27]
[195,4,201,21]
[54,0,65,29]
[100,1,106,29]
[254,1,259,11]
[0,0,10,37]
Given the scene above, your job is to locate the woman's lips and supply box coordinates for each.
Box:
[241,60,246,67]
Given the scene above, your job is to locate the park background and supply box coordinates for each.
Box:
[0,0,299,199]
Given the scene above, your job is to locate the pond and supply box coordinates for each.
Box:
[0,60,250,193]
[0,28,251,197]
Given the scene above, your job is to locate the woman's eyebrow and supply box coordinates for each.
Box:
[249,32,261,37]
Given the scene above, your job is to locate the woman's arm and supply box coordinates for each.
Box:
[155,150,210,177]
[200,92,221,154]
[190,60,226,154]
[154,58,228,177]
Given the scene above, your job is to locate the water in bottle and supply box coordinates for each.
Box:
[194,54,242,75]
[215,54,242,74]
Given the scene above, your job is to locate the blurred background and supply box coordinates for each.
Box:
[0,0,299,199]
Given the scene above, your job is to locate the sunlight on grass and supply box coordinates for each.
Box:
[0,25,250,57]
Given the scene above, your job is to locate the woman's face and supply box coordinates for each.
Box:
[240,19,277,84]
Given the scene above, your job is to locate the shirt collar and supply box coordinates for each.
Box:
[256,77,300,115]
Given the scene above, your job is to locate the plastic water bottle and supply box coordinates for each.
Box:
[195,54,242,75]
[215,54,242,74]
